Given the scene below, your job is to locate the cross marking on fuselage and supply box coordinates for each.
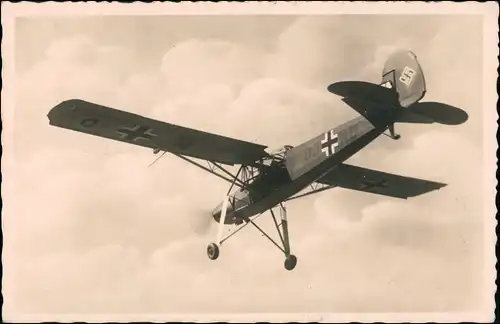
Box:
[116,125,157,142]
[321,130,339,157]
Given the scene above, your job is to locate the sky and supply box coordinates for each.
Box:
[3,8,495,321]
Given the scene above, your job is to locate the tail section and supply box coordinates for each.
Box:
[380,50,426,108]
[326,49,428,137]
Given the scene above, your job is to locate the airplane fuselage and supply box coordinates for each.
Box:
[212,111,397,224]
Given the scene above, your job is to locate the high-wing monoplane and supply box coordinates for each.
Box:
[48,50,460,270]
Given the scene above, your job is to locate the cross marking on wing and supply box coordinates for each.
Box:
[116,125,157,142]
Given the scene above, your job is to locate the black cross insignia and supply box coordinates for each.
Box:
[116,125,157,142]
[321,130,339,157]
[360,179,389,190]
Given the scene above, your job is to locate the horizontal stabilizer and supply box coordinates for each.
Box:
[397,101,469,125]
[327,81,399,106]
[316,163,447,199]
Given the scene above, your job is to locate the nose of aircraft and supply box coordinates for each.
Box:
[211,200,234,223]
[211,189,251,224]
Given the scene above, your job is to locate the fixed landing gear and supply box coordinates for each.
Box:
[206,200,298,271]
[388,124,401,140]
[284,255,298,271]
[277,202,297,271]
[207,243,219,260]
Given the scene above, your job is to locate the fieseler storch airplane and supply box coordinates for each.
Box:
[48,50,454,271]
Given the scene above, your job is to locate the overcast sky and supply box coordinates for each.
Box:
[3,7,494,321]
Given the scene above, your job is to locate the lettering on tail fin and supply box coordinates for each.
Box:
[382,50,426,107]
[399,66,416,86]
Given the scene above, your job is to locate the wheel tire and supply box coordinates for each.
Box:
[207,243,220,260]
[284,254,297,271]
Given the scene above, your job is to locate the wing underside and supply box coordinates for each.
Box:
[315,163,446,199]
[47,99,269,166]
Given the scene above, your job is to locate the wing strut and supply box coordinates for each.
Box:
[169,152,265,193]
[211,161,248,189]
[148,151,168,167]
[172,153,246,189]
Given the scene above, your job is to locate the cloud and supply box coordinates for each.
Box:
[161,39,264,95]
[4,15,486,318]
[306,128,484,312]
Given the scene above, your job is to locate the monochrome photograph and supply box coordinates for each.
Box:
[2,2,497,322]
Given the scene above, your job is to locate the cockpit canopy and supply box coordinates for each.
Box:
[262,145,294,166]
[268,145,294,156]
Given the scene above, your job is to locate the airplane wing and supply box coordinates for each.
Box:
[315,163,446,199]
[47,99,269,166]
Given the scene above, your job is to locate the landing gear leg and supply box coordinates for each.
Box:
[280,203,297,271]
[388,124,401,140]
[207,195,229,260]
[206,199,298,270]
[246,203,298,271]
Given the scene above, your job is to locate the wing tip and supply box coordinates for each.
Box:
[432,182,448,192]
[406,181,448,198]
[47,99,87,124]
[437,182,448,189]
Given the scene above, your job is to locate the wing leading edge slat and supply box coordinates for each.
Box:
[47,99,269,166]
[316,163,447,199]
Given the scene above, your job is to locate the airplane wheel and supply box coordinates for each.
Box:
[284,255,297,271]
[393,134,401,140]
[207,243,219,260]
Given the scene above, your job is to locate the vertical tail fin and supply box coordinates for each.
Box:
[380,50,426,108]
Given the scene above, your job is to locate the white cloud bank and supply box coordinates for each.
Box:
[4,14,489,318]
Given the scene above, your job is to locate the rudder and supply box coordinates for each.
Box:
[380,50,426,108]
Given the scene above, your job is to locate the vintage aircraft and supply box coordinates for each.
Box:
[48,50,450,270]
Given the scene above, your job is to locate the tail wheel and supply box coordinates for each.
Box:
[207,243,220,260]
[284,254,297,271]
